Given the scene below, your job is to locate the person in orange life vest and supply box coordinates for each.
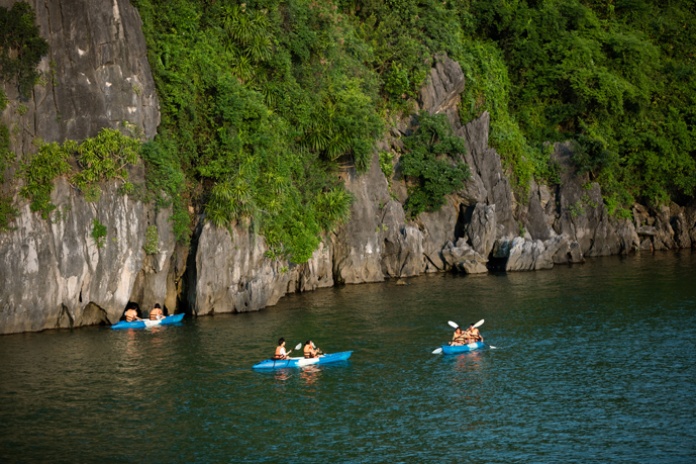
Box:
[274,338,289,359]
[303,340,322,358]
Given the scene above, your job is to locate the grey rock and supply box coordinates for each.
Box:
[380,200,426,278]
[524,180,552,241]
[286,241,335,294]
[458,202,497,257]
[552,239,584,264]
[129,206,183,314]
[417,199,460,272]
[551,142,638,256]
[461,113,517,237]
[331,153,390,284]
[501,236,567,271]
[419,54,465,119]
[0,179,152,334]
[192,222,288,315]
[441,239,488,274]
[0,0,160,158]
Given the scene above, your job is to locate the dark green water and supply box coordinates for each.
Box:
[1,251,695,463]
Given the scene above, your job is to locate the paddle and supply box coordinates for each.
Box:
[310,341,323,356]
[288,342,302,355]
[432,319,486,354]
[448,318,484,330]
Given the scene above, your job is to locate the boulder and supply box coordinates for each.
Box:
[441,239,488,274]
[495,236,567,271]
[458,202,497,258]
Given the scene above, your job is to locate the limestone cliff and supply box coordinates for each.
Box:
[1,3,694,335]
[0,0,175,334]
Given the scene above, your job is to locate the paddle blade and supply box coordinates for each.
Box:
[295,343,303,350]
[447,320,459,329]
[432,348,443,354]
[473,319,485,328]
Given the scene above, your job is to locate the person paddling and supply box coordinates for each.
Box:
[274,338,289,360]
[303,340,322,358]
[466,322,484,343]
[450,327,467,346]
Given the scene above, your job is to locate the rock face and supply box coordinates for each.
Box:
[188,222,334,316]
[0,0,172,335]
[0,179,151,332]
[0,0,160,155]
[1,8,695,334]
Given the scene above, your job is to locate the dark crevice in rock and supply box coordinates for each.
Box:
[59,303,74,328]
[82,302,109,326]
[455,204,475,244]
[486,255,508,273]
[180,218,203,317]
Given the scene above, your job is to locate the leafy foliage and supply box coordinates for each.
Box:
[19,142,71,219]
[144,225,159,254]
[401,112,470,216]
[140,135,190,242]
[4,0,694,252]
[18,129,141,218]
[466,0,696,208]
[0,2,49,98]
[91,219,107,249]
[0,195,16,231]
[72,129,141,201]
[132,0,381,262]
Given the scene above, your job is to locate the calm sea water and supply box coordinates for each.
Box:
[1,251,695,463]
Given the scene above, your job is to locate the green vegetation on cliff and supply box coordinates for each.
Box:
[465,0,696,215]
[0,2,49,99]
[402,112,470,216]
[2,1,694,258]
[131,0,693,258]
[132,0,384,260]
[0,1,49,230]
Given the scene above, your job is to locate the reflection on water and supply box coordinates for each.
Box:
[273,369,292,383]
[453,350,483,371]
[0,252,695,463]
[299,365,321,387]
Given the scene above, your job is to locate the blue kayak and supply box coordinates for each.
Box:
[252,351,353,369]
[111,313,185,330]
[440,341,485,354]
